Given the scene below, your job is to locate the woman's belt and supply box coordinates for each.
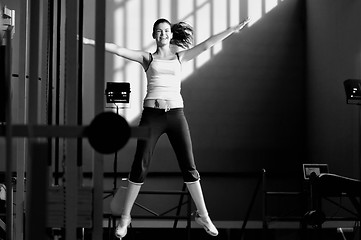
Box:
[143,99,183,112]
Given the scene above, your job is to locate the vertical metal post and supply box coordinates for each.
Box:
[47,0,54,177]
[77,0,84,170]
[64,0,79,239]
[173,183,186,228]
[187,188,191,240]
[26,1,41,240]
[240,170,263,239]
[28,0,40,125]
[262,169,267,240]
[77,0,84,196]
[5,27,14,240]
[25,142,48,240]
[92,0,106,239]
[54,0,62,186]
[359,107,361,183]
[113,106,119,191]
[15,0,28,239]
[40,0,49,124]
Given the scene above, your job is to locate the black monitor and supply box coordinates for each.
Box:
[344,79,361,105]
[105,82,131,104]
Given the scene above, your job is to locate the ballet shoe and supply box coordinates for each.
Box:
[194,211,219,236]
[115,215,131,239]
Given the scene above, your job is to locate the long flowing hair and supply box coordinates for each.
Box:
[153,18,193,49]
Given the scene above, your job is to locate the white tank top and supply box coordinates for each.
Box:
[144,53,183,106]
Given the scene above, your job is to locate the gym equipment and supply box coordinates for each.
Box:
[0,1,149,240]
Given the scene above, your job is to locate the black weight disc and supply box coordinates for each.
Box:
[86,112,130,154]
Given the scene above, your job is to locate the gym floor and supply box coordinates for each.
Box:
[97,220,359,240]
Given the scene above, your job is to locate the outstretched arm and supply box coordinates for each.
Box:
[82,37,149,67]
[178,18,250,62]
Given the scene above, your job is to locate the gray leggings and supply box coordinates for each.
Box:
[128,107,200,183]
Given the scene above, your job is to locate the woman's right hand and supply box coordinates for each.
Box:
[82,37,95,45]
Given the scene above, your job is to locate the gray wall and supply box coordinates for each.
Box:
[306,0,361,179]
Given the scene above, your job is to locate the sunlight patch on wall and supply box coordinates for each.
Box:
[195,2,211,68]
[125,0,141,49]
[248,0,262,26]
[213,0,229,55]
[176,0,195,81]
[113,6,125,83]
[230,0,241,26]
[265,0,278,13]
[159,0,172,20]
[143,0,158,48]
[178,0,194,21]
[248,0,281,25]
[197,0,208,6]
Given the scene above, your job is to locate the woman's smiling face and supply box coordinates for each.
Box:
[153,22,173,46]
